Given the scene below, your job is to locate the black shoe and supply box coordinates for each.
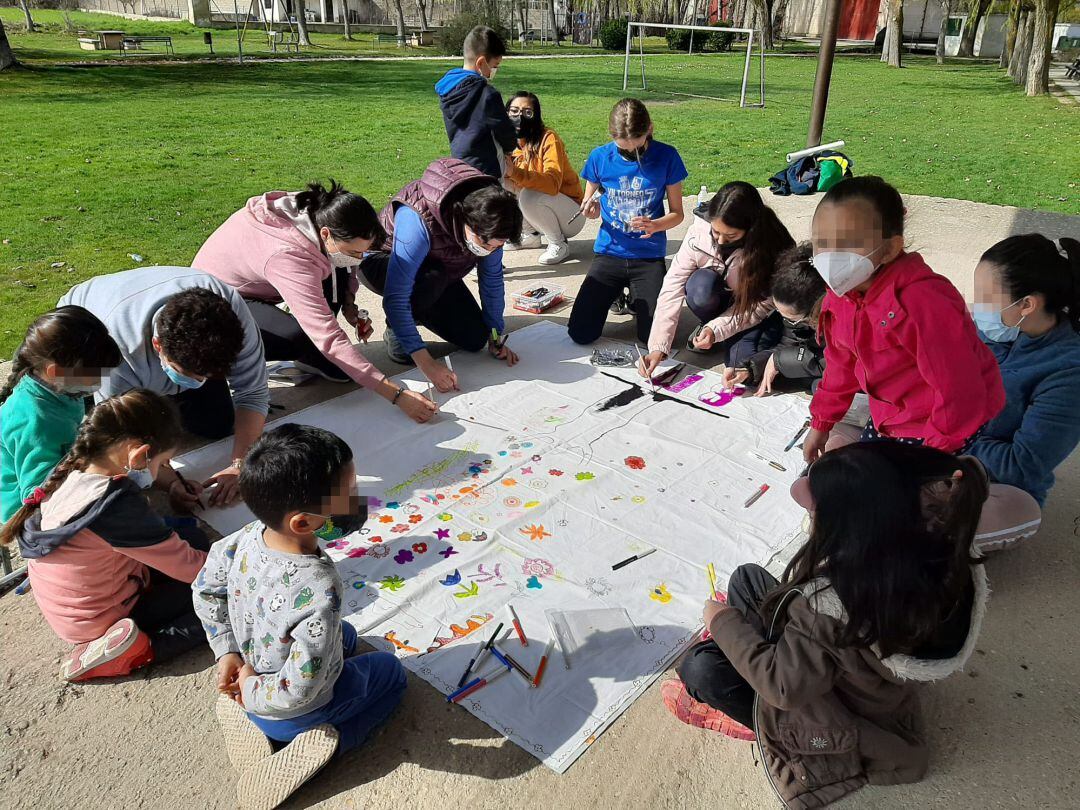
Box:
[609,292,631,316]
[383,328,414,365]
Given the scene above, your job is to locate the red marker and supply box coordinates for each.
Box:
[532,639,555,688]
[508,604,528,646]
[450,665,511,703]
[743,483,769,508]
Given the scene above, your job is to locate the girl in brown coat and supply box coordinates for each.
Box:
[664,442,989,808]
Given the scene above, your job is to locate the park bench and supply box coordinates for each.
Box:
[1066,57,1080,80]
[268,30,300,53]
[376,32,404,46]
[120,36,175,55]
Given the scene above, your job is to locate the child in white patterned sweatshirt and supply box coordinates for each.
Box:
[193,423,406,808]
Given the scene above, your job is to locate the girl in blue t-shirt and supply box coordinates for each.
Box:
[567,98,688,345]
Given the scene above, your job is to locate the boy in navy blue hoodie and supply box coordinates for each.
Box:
[435,26,518,179]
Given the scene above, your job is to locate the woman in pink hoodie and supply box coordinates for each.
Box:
[194,181,436,424]
[639,182,794,379]
[4,390,209,682]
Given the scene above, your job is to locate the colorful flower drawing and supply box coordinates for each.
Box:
[528,479,548,490]
[367,497,383,510]
[521,558,555,579]
[437,512,453,522]
[520,467,533,475]
[501,478,518,487]
[455,581,480,599]
[345,547,368,559]
[394,549,414,565]
[526,576,543,589]
[435,528,450,540]
[439,569,462,587]
[575,471,595,481]
[457,532,474,543]
[369,535,384,544]
[325,538,349,551]
[631,495,647,505]
[649,584,673,604]
[470,563,507,586]
[391,524,409,534]
[438,546,458,559]
[378,515,394,524]
[519,524,552,542]
[352,579,367,590]
[549,469,564,477]
[624,456,646,470]
[379,575,405,592]
[386,501,401,509]
[531,454,542,462]
[412,542,428,554]
[408,514,423,524]
[368,544,390,559]
[503,496,522,508]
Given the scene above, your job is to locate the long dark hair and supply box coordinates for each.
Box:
[1,389,181,546]
[981,233,1080,332]
[0,306,120,406]
[295,180,386,243]
[706,182,795,320]
[506,91,546,151]
[761,443,987,658]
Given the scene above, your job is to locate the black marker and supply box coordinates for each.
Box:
[785,420,811,452]
[612,548,656,571]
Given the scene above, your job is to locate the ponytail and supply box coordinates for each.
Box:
[0,389,181,546]
[981,234,1080,332]
[295,179,386,244]
[706,182,795,320]
[0,306,120,406]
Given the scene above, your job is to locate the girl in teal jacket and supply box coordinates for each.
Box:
[0,307,120,521]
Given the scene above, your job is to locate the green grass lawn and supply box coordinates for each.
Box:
[1,29,1077,355]
[1,8,656,62]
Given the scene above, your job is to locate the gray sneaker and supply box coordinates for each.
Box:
[383,328,413,365]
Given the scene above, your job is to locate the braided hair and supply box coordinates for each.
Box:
[1,389,180,546]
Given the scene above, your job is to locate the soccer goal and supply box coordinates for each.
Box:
[622,21,766,108]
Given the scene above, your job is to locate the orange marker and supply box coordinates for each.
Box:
[508,604,528,646]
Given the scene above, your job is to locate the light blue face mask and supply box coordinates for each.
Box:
[125,464,154,490]
[972,299,1025,343]
[159,354,205,390]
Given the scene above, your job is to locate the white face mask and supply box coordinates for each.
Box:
[327,251,357,269]
[812,245,886,296]
[465,234,494,257]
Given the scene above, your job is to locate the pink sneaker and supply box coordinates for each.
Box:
[60,618,154,682]
[661,677,756,741]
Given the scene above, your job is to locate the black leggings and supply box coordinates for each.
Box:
[675,563,779,729]
[567,254,666,345]
[129,525,212,665]
[359,253,488,353]
[170,380,234,441]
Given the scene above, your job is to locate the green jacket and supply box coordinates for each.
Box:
[0,374,84,522]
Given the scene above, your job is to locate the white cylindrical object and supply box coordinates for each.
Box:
[697,185,709,207]
[786,140,845,165]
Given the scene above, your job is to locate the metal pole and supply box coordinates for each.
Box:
[807,0,842,148]
[739,29,753,107]
[623,17,631,90]
[639,22,646,89]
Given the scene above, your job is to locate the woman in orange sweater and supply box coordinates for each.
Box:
[503,91,585,265]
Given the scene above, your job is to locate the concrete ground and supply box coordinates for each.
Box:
[2,193,1078,809]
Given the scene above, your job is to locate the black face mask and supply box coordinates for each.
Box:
[510,114,543,142]
[314,501,369,541]
[616,138,650,163]
[718,239,744,259]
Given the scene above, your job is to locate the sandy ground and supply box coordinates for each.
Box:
[2,193,1078,810]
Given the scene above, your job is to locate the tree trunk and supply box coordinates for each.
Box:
[936,0,953,64]
[1025,0,1059,96]
[1000,0,1018,68]
[547,0,560,45]
[881,0,903,67]
[516,1,527,41]
[956,0,990,58]
[0,17,17,71]
[415,0,430,32]
[294,0,314,46]
[1010,8,1034,83]
[342,0,352,39]
[17,0,35,32]
[391,0,407,46]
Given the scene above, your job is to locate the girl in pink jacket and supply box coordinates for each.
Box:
[803,176,1004,461]
[640,182,793,378]
[194,181,436,424]
[4,390,209,682]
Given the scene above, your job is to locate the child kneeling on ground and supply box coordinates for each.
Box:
[4,389,209,681]
[663,442,988,808]
[193,423,406,810]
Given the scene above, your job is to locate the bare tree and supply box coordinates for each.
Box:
[881,0,903,67]
[415,0,430,32]
[391,0,407,46]
[516,1,527,41]
[294,0,314,46]
[1000,0,1019,68]
[0,17,17,71]
[342,0,352,40]
[546,0,560,46]
[17,0,35,32]
[936,0,954,64]
[1009,4,1034,84]
[1025,0,1060,96]
[956,0,990,58]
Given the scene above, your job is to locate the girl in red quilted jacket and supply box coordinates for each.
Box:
[801,176,1004,463]
[3,389,209,682]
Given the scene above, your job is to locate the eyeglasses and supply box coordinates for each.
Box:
[782,316,808,327]
[508,108,535,118]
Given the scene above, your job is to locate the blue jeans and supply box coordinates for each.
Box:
[249,622,407,754]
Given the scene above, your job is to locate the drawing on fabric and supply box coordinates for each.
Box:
[624,456,646,470]
[368,545,390,559]
[394,549,414,565]
[470,563,509,587]
[424,613,494,654]
[438,546,458,558]
[638,626,656,644]
[384,631,419,653]
[585,577,613,598]
[439,569,462,586]
[698,388,742,408]
[649,584,673,604]
[435,528,450,540]
[455,582,480,599]
[379,575,406,592]
[664,373,703,393]
[575,472,595,481]
[519,524,552,542]
[526,576,543,589]
[385,442,480,497]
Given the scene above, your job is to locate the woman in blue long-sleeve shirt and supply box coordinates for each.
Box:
[359,159,524,394]
[967,233,1080,552]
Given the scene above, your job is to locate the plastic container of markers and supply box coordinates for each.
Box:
[512,284,565,314]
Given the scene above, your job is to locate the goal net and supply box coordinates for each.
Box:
[622,22,766,108]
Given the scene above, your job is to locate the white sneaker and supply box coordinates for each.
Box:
[504,232,543,251]
[538,241,571,265]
